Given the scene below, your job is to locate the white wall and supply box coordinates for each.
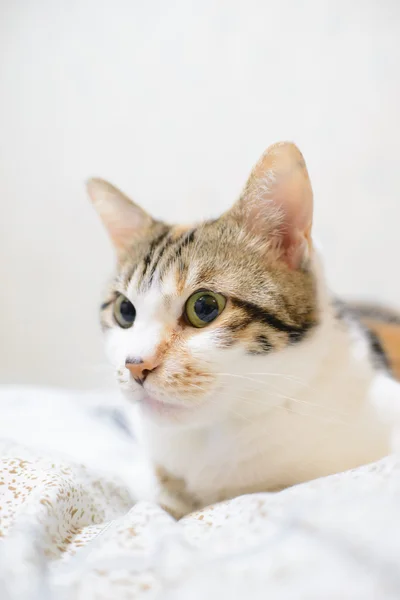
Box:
[1,0,399,389]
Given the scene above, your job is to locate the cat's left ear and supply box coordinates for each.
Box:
[86,178,154,256]
[230,142,314,269]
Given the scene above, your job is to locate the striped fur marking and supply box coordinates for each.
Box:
[230,297,314,341]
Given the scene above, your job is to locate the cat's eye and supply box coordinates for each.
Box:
[185,290,226,328]
[113,294,136,329]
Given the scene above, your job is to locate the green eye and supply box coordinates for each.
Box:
[113,294,136,329]
[185,290,226,328]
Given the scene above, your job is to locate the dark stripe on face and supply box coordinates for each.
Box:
[147,231,175,284]
[231,298,313,340]
[178,229,196,253]
[255,334,273,353]
[161,228,197,276]
[227,317,252,333]
[140,229,170,281]
[171,229,196,261]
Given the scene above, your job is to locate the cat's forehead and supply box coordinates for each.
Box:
[120,224,200,296]
[117,220,272,302]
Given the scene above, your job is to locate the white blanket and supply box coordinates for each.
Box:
[0,386,400,600]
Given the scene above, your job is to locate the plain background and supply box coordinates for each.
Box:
[0,0,399,390]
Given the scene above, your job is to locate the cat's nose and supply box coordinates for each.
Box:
[125,356,160,385]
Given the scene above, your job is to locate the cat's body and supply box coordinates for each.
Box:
[87,142,399,517]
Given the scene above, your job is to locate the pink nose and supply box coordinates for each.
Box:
[125,356,160,384]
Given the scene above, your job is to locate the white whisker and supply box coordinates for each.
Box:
[215,372,349,418]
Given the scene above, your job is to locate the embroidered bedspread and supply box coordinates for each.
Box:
[0,386,399,600]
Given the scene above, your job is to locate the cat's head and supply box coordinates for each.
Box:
[88,142,318,426]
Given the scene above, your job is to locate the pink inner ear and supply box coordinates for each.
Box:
[281,225,311,269]
[238,142,314,269]
[87,178,153,256]
[108,222,144,252]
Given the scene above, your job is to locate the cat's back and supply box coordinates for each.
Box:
[340,301,400,380]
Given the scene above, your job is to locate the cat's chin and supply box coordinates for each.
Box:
[137,391,196,422]
[121,385,223,426]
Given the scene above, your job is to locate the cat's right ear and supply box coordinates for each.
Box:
[227,142,313,270]
[86,178,153,256]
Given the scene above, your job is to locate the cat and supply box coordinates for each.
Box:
[87,141,400,518]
